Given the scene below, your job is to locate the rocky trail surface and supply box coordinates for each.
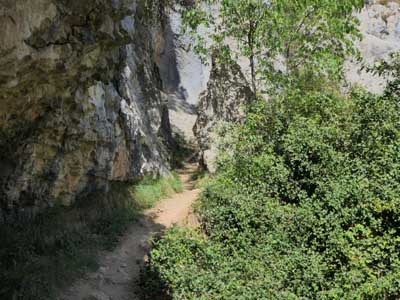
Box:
[60,164,201,300]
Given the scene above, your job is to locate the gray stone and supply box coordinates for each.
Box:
[159,4,211,140]
[345,1,400,93]
[1,0,400,222]
[0,0,173,219]
[194,55,254,172]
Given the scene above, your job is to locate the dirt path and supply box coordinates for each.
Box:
[60,164,201,300]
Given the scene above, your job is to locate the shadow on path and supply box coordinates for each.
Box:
[60,164,201,300]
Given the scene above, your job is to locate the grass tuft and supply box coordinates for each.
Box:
[190,168,212,189]
[134,173,184,208]
[0,172,183,300]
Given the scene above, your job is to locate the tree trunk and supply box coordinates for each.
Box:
[248,22,257,94]
[250,52,257,94]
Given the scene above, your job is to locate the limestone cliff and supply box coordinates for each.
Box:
[193,57,254,172]
[1,0,399,221]
[346,1,400,93]
[193,1,400,172]
[0,0,174,222]
[158,3,210,141]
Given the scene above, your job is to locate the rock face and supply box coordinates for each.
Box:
[0,0,174,222]
[346,1,400,93]
[194,57,254,172]
[1,0,399,222]
[159,4,210,141]
[193,1,400,173]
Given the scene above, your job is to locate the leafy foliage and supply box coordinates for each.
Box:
[134,173,184,208]
[368,51,400,98]
[149,69,400,298]
[182,0,364,91]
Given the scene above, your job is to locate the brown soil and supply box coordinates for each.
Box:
[60,164,201,300]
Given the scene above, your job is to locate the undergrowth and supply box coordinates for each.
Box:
[190,168,212,189]
[0,172,183,300]
[171,130,197,169]
[134,173,184,208]
[148,70,400,299]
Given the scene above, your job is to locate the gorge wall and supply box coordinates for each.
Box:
[159,5,210,141]
[194,0,400,172]
[0,0,176,222]
[1,0,399,222]
[346,1,400,92]
[194,57,254,172]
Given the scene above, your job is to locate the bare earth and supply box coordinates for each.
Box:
[60,164,201,300]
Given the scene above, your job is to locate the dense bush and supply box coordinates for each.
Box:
[149,79,400,299]
[134,173,184,208]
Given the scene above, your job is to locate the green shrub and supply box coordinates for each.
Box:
[149,78,400,299]
[134,173,183,208]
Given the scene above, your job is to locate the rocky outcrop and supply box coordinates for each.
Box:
[159,4,210,141]
[346,1,400,93]
[193,1,400,174]
[0,0,174,222]
[194,57,254,172]
[1,0,399,222]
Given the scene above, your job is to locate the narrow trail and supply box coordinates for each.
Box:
[61,164,201,300]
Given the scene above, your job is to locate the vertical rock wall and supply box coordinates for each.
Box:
[1,0,399,221]
[193,57,254,172]
[346,1,400,93]
[159,4,211,141]
[193,1,400,173]
[0,0,174,222]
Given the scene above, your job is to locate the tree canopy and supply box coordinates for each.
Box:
[144,2,400,299]
[183,0,364,91]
